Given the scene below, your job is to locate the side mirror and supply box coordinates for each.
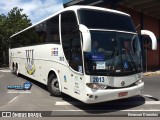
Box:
[79,24,91,52]
[141,30,157,50]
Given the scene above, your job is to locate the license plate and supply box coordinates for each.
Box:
[118,92,128,97]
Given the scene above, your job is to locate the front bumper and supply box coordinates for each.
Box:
[83,82,144,104]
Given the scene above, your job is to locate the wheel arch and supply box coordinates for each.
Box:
[47,68,62,92]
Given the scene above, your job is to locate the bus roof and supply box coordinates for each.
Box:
[10,5,130,38]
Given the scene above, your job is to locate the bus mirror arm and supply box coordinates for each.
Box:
[79,24,91,52]
[141,30,157,50]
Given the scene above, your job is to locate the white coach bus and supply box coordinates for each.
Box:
[9,6,157,103]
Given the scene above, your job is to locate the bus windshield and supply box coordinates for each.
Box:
[78,9,136,32]
[84,31,142,76]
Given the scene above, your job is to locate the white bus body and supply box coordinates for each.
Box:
[9,5,157,103]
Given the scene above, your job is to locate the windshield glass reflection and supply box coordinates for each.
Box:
[84,31,142,76]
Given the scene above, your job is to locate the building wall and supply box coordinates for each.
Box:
[143,14,160,69]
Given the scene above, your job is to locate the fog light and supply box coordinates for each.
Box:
[86,83,107,89]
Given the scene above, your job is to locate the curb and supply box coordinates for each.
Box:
[143,71,160,76]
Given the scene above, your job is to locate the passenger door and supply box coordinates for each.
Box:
[61,11,84,96]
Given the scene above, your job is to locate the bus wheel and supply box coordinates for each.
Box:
[48,74,61,97]
[15,64,20,77]
[12,63,15,74]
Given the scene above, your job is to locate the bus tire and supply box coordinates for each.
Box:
[12,63,15,74]
[15,64,20,77]
[48,74,61,97]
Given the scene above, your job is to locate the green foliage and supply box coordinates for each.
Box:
[6,7,31,35]
[0,7,32,66]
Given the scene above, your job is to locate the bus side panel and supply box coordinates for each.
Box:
[9,44,88,102]
[9,44,67,85]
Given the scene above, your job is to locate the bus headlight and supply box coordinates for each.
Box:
[86,83,107,89]
[135,79,143,85]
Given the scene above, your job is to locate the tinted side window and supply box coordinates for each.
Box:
[35,22,47,43]
[10,15,60,48]
[46,15,60,44]
[11,27,39,48]
[61,11,78,61]
[61,11,83,73]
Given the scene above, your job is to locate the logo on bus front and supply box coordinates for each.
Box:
[25,50,36,75]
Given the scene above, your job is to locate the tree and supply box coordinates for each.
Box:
[0,7,32,66]
[0,14,7,66]
[6,7,32,46]
[0,14,6,35]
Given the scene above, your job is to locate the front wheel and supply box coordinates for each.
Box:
[47,74,61,97]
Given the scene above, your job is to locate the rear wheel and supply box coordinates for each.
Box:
[12,63,15,74]
[48,74,61,97]
[15,64,20,77]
